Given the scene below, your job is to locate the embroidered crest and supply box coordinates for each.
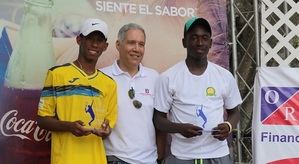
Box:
[145,88,149,94]
[206,87,216,96]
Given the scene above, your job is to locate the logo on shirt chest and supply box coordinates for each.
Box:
[145,89,149,94]
[139,88,152,96]
[68,77,79,83]
[206,87,216,96]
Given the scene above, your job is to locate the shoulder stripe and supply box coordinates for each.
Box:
[49,63,72,71]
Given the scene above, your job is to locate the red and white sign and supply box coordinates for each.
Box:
[253,67,299,164]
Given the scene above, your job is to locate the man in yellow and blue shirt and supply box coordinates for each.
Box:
[37,18,117,164]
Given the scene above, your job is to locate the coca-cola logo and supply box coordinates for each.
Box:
[0,110,51,142]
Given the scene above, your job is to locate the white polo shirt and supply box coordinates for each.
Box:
[101,61,158,164]
[154,61,242,160]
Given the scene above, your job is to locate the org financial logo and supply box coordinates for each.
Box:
[260,87,299,144]
[261,87,299,125]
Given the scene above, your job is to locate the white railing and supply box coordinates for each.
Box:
[261,0,299,67]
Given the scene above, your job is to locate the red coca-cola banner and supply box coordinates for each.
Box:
[0,88,51,164]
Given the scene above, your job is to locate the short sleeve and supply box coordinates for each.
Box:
[105,81,118,128]
[153,75,173,113]
[37,70,57,117]
[224,74,242,110]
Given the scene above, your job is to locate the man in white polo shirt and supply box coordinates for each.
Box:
[153,17,242,164]
[101,23,165,164]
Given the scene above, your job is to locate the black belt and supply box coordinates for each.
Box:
[107,156,127,163]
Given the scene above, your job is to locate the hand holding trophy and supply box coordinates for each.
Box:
[92,119,111,139]
[69,120,93,137]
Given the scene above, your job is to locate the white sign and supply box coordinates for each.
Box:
[252,67,299,164]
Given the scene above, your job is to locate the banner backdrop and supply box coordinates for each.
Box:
[252,67,299,164]
[0,0,229,163]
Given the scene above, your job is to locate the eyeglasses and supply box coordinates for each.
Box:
[128,87,142,109]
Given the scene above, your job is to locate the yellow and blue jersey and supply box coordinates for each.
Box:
[38,63,117,164]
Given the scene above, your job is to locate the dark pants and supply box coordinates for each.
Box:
[107,156,129,164]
